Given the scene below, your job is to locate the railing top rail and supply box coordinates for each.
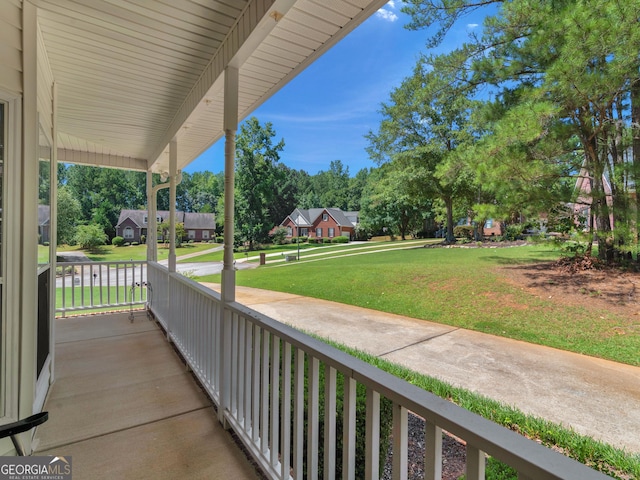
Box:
[227,299,610,480]
[171,272,222,302]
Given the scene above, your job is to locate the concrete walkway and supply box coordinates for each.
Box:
[204,284,640,455]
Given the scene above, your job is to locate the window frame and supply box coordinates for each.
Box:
[0,93,21,422]
[316,227,322,237]
[123,226,134,239]
[328,228,335,238]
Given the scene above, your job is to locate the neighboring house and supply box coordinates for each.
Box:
[572,167,615,232]
[278,208,359,240]
[458,217,503,238]
[38,204,50,244]
[115,209,215,243]
[482,218,502,237]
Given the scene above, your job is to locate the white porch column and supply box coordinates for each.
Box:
[222,66,238,303]
[219,66,238,426]
[146,170,156,262]
[168,139,177,273]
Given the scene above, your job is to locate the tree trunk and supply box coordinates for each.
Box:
[445,196,456,243]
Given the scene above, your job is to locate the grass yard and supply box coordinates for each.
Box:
[197,244,640,366]
[55,242,215,262]
[56,284,146,313]
[177,240,398,263]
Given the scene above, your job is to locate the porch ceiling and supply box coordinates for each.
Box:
[35,0,388,173]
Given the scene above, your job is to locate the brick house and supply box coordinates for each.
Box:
[115,209,215,243]
[278,208,359,240]
[572,167,615,232]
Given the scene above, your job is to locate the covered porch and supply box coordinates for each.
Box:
[0,0,617,478]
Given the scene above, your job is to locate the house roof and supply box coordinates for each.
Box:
[37,0,389,174]
[284,208,359,228]
[38,205,51,226]
[116,209,214,230]
[183,212,216,230]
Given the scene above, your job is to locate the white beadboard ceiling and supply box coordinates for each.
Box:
[35,0,389,173]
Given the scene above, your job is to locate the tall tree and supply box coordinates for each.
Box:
[367,57,478,242]
[361,164,430,239]
[312,160,351,210]
[405,0,640,260]
[235,117,285,249]
[57,186,82,245]
[65,165,146,237]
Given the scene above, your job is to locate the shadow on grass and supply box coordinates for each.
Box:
[479,252,558,265]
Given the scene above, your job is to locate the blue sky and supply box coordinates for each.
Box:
[185,1,488,176]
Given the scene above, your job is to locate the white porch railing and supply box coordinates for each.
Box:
[56,261,147,317]
[146,261,610,480]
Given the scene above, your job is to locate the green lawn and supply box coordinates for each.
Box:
[197,244,640,366]
[55,242,216,262]
[178,242,328,263]
[181,238,433,263]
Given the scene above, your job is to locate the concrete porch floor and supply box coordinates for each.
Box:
[35,311,261,480]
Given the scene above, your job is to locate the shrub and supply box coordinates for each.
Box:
[504,224,525,241]
[55,265,74,276]
[75,224,107,250]
[216,236,225,243]
[140,234,146,244]
[43,241,50,246]
[453,225,474,240]
[112,236,125,247]
[331,236,349,244]
[294,357,393,479]
[131,241,139,246]
[124,242,130,247]
[270,226,289,245]
[309,238,319,244]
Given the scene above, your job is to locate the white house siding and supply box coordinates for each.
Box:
[0,0,23,95]
[37,25,54,138]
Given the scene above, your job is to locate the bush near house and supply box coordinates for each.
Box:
[331,236,349,244]
[75,224,107,250]
[112,236,125,247]
[270,226,289,245]
[453,225,474,240]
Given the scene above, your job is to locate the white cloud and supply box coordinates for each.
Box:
[467,23,479,28]
[376,8,398,22]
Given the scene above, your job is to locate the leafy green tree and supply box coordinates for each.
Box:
[404,0,640,261]
[312,160,351,210]
[157,221,185,246]
[74,224,107,250]
[346,168,371,211]
[361,164,430,239]
[367,57,478,243]
[57,186,82,245]
[235,117,285,249]
[65,165,146,233]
